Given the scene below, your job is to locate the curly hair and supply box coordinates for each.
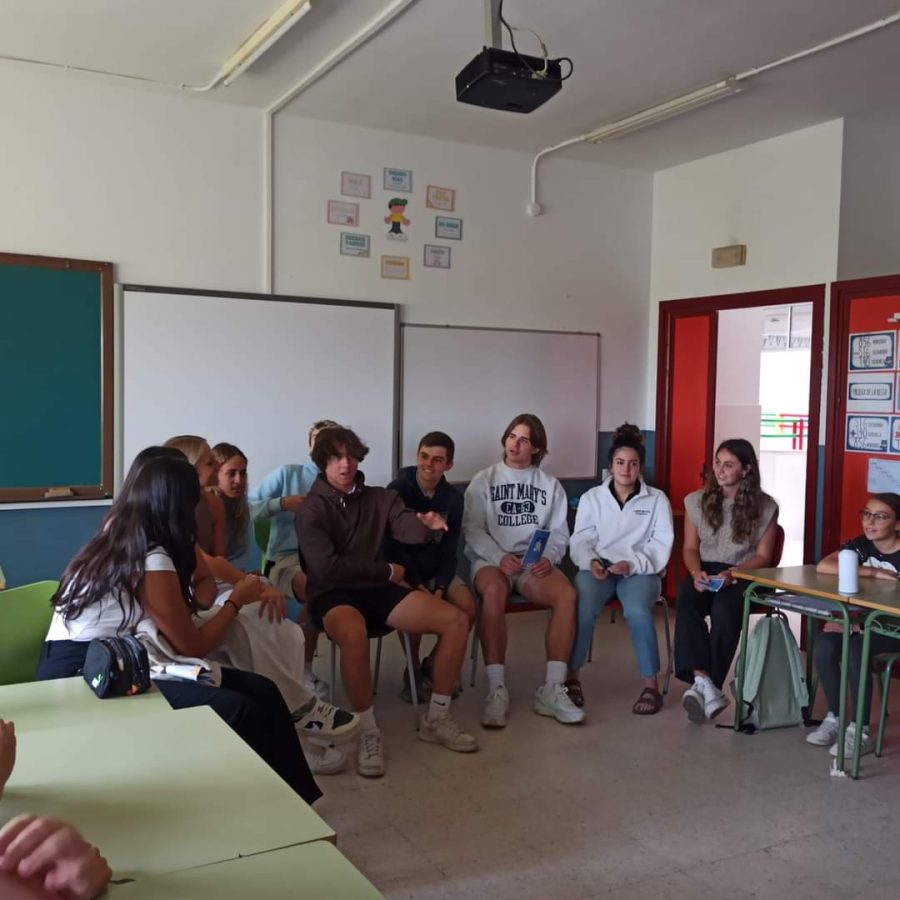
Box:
[700,438,769,545]
[608,422,644,468]
[310,426,370,470]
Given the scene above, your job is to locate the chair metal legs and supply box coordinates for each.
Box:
[329,631,420,727]
[584,596,674,694]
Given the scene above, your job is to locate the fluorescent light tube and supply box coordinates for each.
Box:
[220,0,313,86]
[584,78,741,143]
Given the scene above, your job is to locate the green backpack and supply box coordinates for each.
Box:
[735,612,809,731]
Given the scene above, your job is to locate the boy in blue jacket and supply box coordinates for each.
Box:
[249,419,340,696]
[385,432,476,700]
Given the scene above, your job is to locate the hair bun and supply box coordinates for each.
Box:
[613,423,643,446]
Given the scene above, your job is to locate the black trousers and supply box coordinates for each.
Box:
[812,630,900,726]
[674,563,744,689]
[37,640,321,805]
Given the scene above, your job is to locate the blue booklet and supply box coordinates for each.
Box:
[522,529,551,568]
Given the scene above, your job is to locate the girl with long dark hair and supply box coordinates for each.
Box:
[674,438,779,724]
[37,451,321,804]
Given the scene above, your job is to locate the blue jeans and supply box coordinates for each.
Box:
[569,570,662,677]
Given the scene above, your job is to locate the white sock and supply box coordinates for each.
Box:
[304,663,315,678]
[545,660,567,688]
[427,693,451,722]
[358,706,377,733]
[486,664,505,692]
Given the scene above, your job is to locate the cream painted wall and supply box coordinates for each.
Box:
[647,119,844,425]
[0,70,264,290]
[272,116,653,430]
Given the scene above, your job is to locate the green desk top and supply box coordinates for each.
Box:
[0,677,168,732]
[2,706,334,879]
[733,565,900,615]
[111,841,383,899]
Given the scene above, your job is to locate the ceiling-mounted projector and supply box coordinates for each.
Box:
[456,47,562,114]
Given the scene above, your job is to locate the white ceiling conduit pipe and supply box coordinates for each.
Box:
[527,9,900,215]
[263,0,422,290]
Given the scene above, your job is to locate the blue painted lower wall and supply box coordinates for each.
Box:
[0,504,107,587]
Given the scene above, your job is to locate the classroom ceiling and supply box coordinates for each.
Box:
[4,0,900,170]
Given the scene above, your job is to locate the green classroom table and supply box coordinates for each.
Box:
[2,705,334,880]
[733,565,900,775]
[0,676,168,732]
[110,841,384,899]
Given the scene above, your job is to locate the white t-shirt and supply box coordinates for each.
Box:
[463,461,569,566]
[45,548,174,642]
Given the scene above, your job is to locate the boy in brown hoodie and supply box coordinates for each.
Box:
[297,427,478,777]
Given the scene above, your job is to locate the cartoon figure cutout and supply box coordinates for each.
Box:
[385,197,410,240]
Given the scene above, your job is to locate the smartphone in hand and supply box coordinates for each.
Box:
[704,576,727,592]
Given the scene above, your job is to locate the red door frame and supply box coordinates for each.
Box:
[655,284,826,563]
[822,274,900,554]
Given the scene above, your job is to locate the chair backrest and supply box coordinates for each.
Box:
[0,580,58,685]
[771,524,786,567]
[254,519,271,570]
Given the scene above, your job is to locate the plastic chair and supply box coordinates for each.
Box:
[0,580,58,685]
[253,519,271,573]
[874,651,900,757]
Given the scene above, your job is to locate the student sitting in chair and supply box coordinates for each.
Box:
[210,442,252,570]
[462,413,583,729]
[674,438,779,724]
[565,424,674,715]
[1,720,111,900]
[385,431,476,702]
[808,492,900,758]
[164,436,358,776]
[297,426,478,778]
[37,452,321,805]
[249,419,341,698]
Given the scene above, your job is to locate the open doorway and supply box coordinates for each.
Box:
[715,303,812,564]
[655,285,825,569]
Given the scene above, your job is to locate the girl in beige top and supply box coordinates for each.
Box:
[673,439,779,724]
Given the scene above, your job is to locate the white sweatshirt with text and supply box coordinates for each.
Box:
[463,462,569,567]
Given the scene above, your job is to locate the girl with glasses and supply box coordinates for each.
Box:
[807,492,900,756]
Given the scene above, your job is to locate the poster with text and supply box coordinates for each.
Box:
[846,415,890,453]
[849,331,895,370]
[846,372,894,413]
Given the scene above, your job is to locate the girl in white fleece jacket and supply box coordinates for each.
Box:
[565,424,674,715]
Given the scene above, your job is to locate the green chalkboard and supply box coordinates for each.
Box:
[0,253,113,502]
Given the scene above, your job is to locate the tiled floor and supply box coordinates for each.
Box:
[312,611,900,899]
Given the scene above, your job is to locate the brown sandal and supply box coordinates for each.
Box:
[632,686,663,715]
[564,678,584,708]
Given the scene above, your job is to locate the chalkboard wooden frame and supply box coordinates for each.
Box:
[0,252,114,503]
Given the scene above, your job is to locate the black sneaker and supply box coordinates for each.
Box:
[400,667,432,704]
[294,699,359,741]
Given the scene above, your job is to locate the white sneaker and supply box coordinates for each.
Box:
[829,722,874,758]
[482,685,510,728]
[700,681,730,719]
[303,671,329,699]
[534,682,586,725]
[302,740,347,775]
[357,729,385,778]
[806,711,840,746]
[418,714,479,753]
[682,682,706,723]
[294,698,359,743]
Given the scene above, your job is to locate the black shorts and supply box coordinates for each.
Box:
[312,584,413,631]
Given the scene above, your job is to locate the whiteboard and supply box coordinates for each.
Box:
[122,288,398,488]
[401,325,600,481]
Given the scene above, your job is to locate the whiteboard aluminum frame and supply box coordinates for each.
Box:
[120,284,400,494]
